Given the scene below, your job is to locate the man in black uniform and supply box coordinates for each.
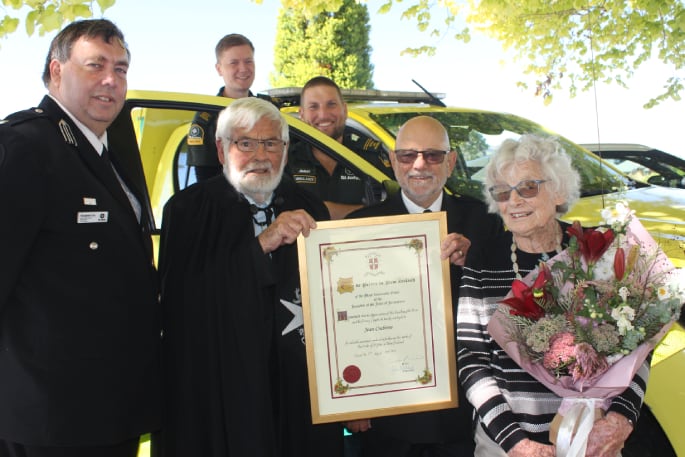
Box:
[288,76,393,219]
[160,97,341,457]
[345,115,503,457]
[0,19,160,457]
[186,33,255,182]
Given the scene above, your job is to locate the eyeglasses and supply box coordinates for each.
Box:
[394,149,450,164]
[231,138,286,153]
[488,179,548,202]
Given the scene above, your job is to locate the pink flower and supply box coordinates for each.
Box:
[571,342,609,386]
[542,332,576,373]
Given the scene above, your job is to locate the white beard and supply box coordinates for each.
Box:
[223,150,287,203]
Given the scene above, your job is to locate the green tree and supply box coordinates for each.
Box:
[270,0,373,89]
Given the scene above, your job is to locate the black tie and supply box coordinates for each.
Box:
[423,209,432,213]
[101,145,142,222]
[251,205,274,228]
[101,145,119,182]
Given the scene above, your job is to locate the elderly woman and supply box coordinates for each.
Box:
[456,134,647,457]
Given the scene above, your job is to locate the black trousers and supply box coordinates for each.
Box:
[0,437,139,457]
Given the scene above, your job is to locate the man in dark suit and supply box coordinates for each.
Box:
[345,116,502,457]
[0,19,160,457]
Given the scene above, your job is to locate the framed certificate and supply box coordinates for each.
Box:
[297,212,458,424]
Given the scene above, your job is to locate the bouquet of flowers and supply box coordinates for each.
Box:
[488,202,684,456]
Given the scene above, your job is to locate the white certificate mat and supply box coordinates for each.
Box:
[297,212,458,423]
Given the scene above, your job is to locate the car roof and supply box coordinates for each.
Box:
[260,87,447,108]
[580,143,654,153]
[580,143,685,165]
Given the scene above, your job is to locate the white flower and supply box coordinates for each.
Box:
[593,246,617,280]
[657,285,671,301]
[611,305,636,335]
[618,286,630,302]
[601,202,635,230]
[600,207,613,224]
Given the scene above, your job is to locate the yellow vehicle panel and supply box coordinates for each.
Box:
[123,90,684,457]
[645,322,685,456]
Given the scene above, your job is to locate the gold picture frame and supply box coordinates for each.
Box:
[297,212,458,424]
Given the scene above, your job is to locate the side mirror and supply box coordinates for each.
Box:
[647,175,668,187]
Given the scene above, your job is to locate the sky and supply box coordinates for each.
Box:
[0,0,682,158]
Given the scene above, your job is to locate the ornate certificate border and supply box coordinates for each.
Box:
[297,212,458,424]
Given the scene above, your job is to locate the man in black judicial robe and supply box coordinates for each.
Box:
[158,97,339,457]
[345,116,503,457]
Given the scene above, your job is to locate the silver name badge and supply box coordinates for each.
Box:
[77,211,109,223]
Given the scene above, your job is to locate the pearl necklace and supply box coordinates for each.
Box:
[510,233,562,280]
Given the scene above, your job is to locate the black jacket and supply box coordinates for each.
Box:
[346,190,502,445]
[0,96,161,446]
[159,174,336,457]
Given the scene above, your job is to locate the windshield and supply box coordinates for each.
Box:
[369,111,630,200]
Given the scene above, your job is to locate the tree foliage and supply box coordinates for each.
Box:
[0,0,114,42]
[270,0,374,89]
[463,0,685,108]
[282,0,684,107]
[3,0,683,106]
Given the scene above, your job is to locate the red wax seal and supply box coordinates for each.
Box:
[342,365,361,383]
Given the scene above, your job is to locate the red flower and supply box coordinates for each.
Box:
[567,221,615,264]
[501,264,550,319]
[614,247,626,280]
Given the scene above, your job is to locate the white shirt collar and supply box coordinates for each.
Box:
[243,193,274,208]
[400,191,443,214]
[48,94,107,154]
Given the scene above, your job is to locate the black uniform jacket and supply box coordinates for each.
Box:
[158,174,331,457]
[287,127,393,207]
[346,190,503,445]
[0,96,161,446]
[186,87,255,182]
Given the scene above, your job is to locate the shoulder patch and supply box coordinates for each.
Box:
[187,123,205,146]
[198,111,211,121]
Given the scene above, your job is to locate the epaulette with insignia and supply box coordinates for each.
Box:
[344,132,383,153]
[2,107,47,126]
[344,131,392,169]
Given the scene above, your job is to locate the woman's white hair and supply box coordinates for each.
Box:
[482,133,581,216]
